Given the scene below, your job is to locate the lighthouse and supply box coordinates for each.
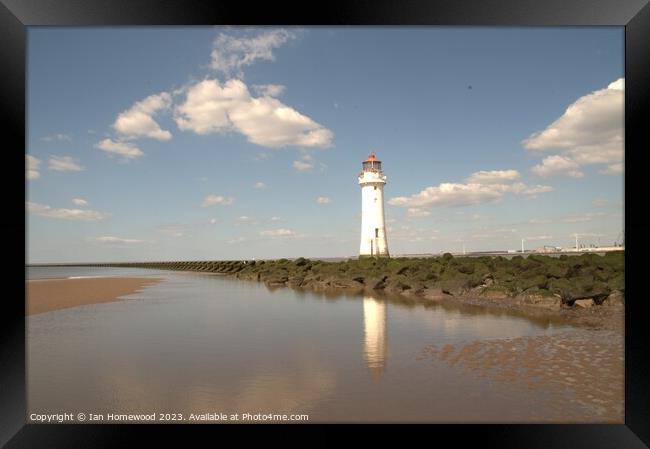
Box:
[358,153,389,257]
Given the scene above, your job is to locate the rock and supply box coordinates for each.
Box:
[479,288,509,300]
[422,288,451,301]
[384,280,410,294]
[401,288,423,298]
[469,285,485,295]
[330,278,365,292]
[574,299,593,308]
[603,290,624,306]
[536,296,561,309]
[286,277,305,288]
[520,291,561,309]
[264,275,288,287]
[591,291,610,305]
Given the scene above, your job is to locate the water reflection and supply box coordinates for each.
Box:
[28,269,584,422]
[363,296,387,380]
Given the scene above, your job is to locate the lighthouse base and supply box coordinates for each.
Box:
[358,253,390,259]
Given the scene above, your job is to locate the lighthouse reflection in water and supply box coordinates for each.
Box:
[362,296,387,380]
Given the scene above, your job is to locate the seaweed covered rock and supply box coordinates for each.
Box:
[519,288,561,309]
[264,274,289,287]
[603,290,624,306]
[106,252,624,313]
[422,287,451,300]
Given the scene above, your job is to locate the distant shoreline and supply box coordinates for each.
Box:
[24,249,624,267]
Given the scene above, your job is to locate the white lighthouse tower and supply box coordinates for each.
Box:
[358,153,389,257]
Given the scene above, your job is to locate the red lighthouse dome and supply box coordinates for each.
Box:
[362,152,381,171]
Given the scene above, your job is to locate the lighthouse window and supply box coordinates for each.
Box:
[375,228,379,238]
[374,186,377,190]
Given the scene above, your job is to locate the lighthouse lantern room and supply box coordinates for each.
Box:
[358,153,389,257]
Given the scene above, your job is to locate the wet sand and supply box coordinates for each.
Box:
[27,277,163,315]
[417,328,624,422]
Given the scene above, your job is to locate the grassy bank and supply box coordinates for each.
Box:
[102,252,624,310]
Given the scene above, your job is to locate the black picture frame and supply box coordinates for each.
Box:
[2,0,649,447]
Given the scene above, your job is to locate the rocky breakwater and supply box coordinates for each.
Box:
[106,252,624,324]
[239,253,623,308]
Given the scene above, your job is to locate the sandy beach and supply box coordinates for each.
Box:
[26,277,163,316]
[417,327,624,422]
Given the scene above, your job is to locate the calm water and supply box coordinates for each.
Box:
[28,267,579,423]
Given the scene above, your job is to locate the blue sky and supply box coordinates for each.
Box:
[26,27,624,263]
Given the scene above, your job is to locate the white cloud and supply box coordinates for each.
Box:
[592,198,608,207]
[292,160,314,171]
[469,231,516,241]
[608,78,624,91]
[530,155,584,178]
[389,181,551,209]
[316,196,331,204]
[95,138,144,160]
[390,225,439,243]
[562,212,607,223]
[41,133,72,142]
[389,166,553,211]
[570,232,604,238]
[209,218,219,225]
[465,169,520,184]
[94,236,143,244]
[252,84,286,97]
[260,228,296,237]
[26,155,41,180]
[599,163,624,175]
[270,216,281,221]
[237,215,258,225]
[72,198,88,206]
[254,181,267,189]
[528,218,552,224]
[513,184,554,196]
[210,29,296,77]
[174,79,333,148]
[390,183,504,208]
[523,79,624,171]
[48,155,84,172]
[27,201,109,222]
[157,224,186,238]
[113,92,172,141]
[293,153,315,172]
[524,235,553,241]
[406,208,431,218]
[201,194,234,207]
